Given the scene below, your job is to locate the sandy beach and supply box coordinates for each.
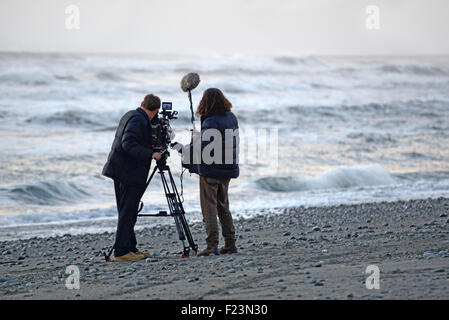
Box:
[1,196,448,300]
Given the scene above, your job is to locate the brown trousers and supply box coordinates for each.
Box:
[199,176,236,248]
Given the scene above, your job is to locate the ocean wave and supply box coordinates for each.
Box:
[273,56,328,67]
[0,202,166,227]
[96,72,124,82]
[54,74,79,82]
[0,70,55,86]
[401,152,427,159]
[0,207,116,227]
[346,131,397,144]
[7,180,90,205]
[0,110,11,119]
[25,110,112,127]
[378,64,448,76]
[208,79,314,94]
[255,165,395,192]
[393,170,449,182]
[92,125,118,132]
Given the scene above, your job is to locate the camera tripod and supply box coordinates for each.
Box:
[103,154,198,262]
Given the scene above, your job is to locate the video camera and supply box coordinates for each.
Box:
[153,102,178,161]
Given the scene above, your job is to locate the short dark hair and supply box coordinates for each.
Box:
[141,94,161,111]
[196,88,232,117]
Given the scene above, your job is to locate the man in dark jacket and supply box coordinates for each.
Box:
[102,94,162,262]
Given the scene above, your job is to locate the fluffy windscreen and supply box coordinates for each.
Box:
[181,73,201,92]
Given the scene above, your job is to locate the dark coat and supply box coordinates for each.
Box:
[189,111,239,179]
[102,108,157,186]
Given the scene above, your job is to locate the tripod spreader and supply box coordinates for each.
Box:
[138,211,168,217]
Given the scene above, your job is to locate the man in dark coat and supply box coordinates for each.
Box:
[102,94,162,261]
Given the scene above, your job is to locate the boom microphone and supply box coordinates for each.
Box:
[181,73,201,131]
[181,73,201,92]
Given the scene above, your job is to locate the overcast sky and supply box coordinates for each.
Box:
[0,0,448,55]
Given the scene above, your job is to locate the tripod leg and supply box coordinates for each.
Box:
[180,213,198,254]
[159,171,184,241]
[159,170,190,255]
[137,166,159,214]
[146,165,159,188]
[166,168,198,254]
[159,167,198,256]
[103,244,115,262]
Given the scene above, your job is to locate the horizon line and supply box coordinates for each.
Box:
[1,50,449,58]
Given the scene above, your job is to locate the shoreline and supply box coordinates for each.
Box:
[2,193,448,242]
[1,196,448,299]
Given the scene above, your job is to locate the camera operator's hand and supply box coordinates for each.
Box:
[152,152,162,161]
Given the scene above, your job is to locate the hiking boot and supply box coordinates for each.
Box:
[219,245,238,254]
[112,252,145,262]
[197,246,219,257]
[134,251,150,258]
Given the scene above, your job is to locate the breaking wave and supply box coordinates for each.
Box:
[379,64,448,76]
[255,165,395,192]
[0,70,55,86]
[7,180,90,205]
[25,110,117,128]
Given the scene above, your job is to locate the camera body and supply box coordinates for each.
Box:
[153,102,178,160]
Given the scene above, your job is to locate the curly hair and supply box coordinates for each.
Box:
[141,94,161,111]
[196,88,232,117]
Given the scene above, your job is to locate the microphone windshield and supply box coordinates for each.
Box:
[181,73,201,92]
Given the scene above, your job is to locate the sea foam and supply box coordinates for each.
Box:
[255,165,395,192]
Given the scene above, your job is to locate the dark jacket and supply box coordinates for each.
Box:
[102,108,157,186]
[185,111,239,179]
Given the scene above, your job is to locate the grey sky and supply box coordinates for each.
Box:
[0,0,448,55]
